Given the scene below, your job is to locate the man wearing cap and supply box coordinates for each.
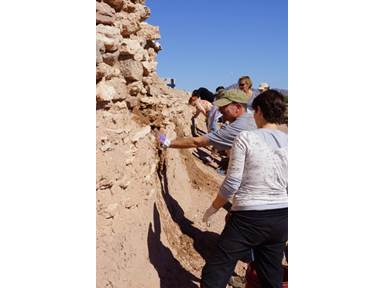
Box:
[158,89,257,151]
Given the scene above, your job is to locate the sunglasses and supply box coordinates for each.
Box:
[239,83,246,87]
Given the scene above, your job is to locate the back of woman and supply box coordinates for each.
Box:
[200,89,288,288]
[230,128,288,211]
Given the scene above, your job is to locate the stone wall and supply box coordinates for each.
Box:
[96,2,196,287]
[96,0,168,108]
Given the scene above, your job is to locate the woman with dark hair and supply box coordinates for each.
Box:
[189,94,221,133]
[200,89,288,288]
[192,87,215,103]
[190,87,222,133]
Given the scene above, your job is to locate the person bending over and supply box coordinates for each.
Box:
[189,94,222,133]
[158,89,257,152]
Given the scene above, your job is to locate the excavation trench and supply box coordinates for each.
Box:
[149,119,227,286]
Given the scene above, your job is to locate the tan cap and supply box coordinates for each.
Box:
[214,89,248,107]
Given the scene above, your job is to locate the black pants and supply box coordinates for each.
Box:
[201,208,288,288]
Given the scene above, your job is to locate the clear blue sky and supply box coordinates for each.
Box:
[146,0,287,92]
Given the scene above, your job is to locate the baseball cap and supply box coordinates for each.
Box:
[258,82,270,91]
[214,89,248,107]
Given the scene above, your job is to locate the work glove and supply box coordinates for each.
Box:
[158,134,171,148]
[202,205,218,226]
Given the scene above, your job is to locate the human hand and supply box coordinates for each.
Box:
[158,133,171,148]
[202,205,218,226]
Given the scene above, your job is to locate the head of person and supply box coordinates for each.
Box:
[258,82,270,93]
[191,89,199,97]
[214,89,248,122]
[238,76,253,93]
[188,94,199,106]
[215,86,225,93]
[193,87,215,103]
[252,89,287,127]
[214,86,225,100]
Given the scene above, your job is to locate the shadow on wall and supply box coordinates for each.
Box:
[147,203,199,288]
[147,151,223,287]
[156,156,221,262]
[161,187,221,260]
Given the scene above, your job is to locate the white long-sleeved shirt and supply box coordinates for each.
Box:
[219,128,288,211]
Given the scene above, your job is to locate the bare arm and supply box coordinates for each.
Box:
[196,100,208,117]
[192,109,201,119]
[211,194,229,210]
[169,135,210,149]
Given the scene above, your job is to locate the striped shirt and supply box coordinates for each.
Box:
[219,129,288,211]
[205,112,257,151]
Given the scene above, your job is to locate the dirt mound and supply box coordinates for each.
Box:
[96,97,242,287]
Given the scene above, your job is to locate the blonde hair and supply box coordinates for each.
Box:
[238,76,253,89]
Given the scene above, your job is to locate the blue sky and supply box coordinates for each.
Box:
[146,0,287,92]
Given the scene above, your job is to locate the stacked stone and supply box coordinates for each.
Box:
[96,0,163,105]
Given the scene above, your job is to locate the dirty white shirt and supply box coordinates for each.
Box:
[219,128,288,211]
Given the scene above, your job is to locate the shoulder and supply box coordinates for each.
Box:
[238,130,252,139]
[202,100,212,107]
[232,113,257,129]
[238,130,261,142]
[235,130,258,146]
[234,112,253,123]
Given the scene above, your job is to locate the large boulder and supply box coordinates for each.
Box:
[96,24,121,39]
[115,11,141,37]
[119,38,144,59]
[102,51,119,66]
[122,1,136,13]
[96,25,122,52]
[119,59,143,82]
[135,4,151,21]
[103,0,124,11]
[107,77,128,100]
[96,33,119,52]
[136,22,160,41]
[126,81,146,96]
[96,39,105,65]
[142,60,157,76]
[96,81,116,102]
[96,2,116,25]
[96,78,128,102]
[96,63,121,82]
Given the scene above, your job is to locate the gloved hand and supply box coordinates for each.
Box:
[158,134,171,148]
[202,205,218,226]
